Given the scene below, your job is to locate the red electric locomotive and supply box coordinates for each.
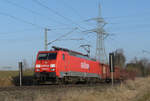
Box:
[34,46,120,84]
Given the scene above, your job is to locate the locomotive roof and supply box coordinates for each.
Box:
[38,46,96,61]
[52,46,97,61]
[52,46,88,57]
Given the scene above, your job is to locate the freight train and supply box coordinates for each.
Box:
[34,46,121,84]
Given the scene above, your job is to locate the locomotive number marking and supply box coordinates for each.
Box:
[41,68,49,70]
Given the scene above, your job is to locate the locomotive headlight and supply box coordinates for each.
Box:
[36,64,41,68]
[36,68,40,71]
[50,68,55,71]
[50,64,56,68]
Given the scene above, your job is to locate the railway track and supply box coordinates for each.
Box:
[0,83,114,92]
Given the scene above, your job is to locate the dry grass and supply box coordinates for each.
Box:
[0,77,150,101]
[0,71,18,78]
[0,76,13,87]
[0,70,34,87]
[33,77,150,101]
[0,69,150,101]
[0,71,17,87]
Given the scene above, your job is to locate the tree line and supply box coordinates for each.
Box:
[114,49,150,77]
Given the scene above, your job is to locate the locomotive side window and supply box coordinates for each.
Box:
[63,54,65,60]
[38,53,57,60]
[48,53,57,60]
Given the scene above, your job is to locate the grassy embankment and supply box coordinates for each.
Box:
[34,77,150,101]
[0,70,34,86]
[0,77,150,101]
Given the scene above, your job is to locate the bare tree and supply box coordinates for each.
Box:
[126,57,150,77]
[139,58,150,77]
[114,49,126,68]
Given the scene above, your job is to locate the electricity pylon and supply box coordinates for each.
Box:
[85,4,108,64]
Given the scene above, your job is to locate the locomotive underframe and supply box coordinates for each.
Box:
[34,72,111,84]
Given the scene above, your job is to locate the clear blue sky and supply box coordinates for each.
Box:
[0,0,150,70]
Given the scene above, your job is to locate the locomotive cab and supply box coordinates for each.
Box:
[34,51,58,82]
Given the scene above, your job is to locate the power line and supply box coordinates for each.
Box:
[103,13,150,20]
[3,0,94,31]
[0,28,39,35]
[1,0,72,28]
[0,12,44,29]
[60,0,95,28]
[32,0,87,30]
[143,50,150,54]
[60,0,84,19]
[32,0,70,21]
[60,0,150,29]
[57,38,84,41]
[108,24,150,32]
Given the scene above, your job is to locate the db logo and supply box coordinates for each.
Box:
[81,62,90,69]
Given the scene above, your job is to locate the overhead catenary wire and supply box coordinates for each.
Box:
[47,27,78,45]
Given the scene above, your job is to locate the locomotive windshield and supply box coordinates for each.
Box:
[38,53,57,60]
